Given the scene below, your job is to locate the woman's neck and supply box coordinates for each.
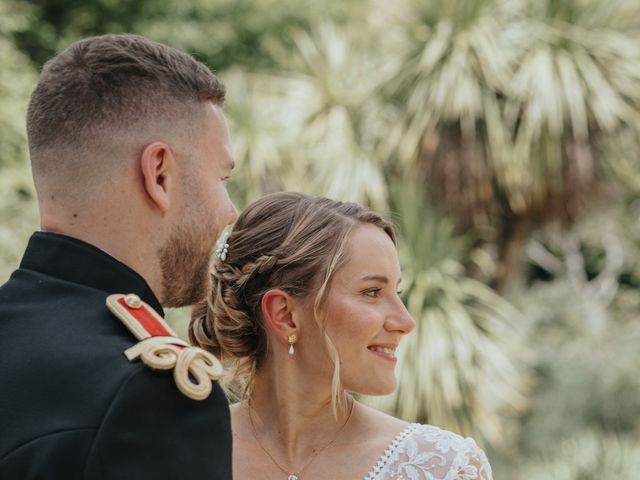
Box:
[246,361,355,466]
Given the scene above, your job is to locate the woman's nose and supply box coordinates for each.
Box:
[388,297,416,335]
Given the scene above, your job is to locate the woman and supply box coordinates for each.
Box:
[191,192,492,480]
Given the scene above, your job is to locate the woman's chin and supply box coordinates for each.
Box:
[346,378,397,397]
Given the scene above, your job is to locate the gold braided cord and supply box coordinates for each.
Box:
[174,345,224,400]
[125,336,224,401]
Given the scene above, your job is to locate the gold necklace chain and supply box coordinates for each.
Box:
[247,397,355,480]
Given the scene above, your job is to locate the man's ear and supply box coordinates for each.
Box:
[140,142,175,214]
[261,289,298,345]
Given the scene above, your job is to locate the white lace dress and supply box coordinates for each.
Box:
[363,424,493,480]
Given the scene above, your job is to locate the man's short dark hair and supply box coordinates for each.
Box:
[27,33,225,180]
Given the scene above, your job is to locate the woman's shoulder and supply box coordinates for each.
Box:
[366,422,493,480]
[408,423,488,456]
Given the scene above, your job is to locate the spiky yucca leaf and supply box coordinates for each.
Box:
[604,129,640,196]
[277,24,389,209]
[220,69,310,207]
[222,24,389,208]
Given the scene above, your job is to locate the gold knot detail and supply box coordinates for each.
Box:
[125,336,224,401]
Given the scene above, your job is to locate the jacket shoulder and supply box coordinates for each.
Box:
[85,361,232,479]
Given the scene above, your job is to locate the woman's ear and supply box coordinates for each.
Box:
[261,289,298,344]
[140,142,174,214]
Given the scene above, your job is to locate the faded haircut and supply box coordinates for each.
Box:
[26,33,225,193]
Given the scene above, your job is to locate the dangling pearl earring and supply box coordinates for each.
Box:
[288,334,297,355]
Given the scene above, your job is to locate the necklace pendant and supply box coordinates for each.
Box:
[288,475,299,480]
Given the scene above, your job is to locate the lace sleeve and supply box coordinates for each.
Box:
[367,424,493,480]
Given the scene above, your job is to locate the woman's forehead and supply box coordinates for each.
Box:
[337,225,400,281]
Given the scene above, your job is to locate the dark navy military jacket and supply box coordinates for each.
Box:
[0,232,232,479]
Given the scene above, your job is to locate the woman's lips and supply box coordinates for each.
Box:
[367,345,398,361]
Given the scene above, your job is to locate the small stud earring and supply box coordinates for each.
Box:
[288,334,297,355]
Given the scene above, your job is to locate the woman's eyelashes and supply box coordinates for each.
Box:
[363,288,381,298]
[362,284,403,299]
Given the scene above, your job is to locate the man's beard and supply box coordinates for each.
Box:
[158,213,217,308]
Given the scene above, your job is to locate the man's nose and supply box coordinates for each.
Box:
[228,203,238,225]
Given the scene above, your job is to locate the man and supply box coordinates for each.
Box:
[0,34,237,478]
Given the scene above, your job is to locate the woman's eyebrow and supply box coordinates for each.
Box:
[360,274,404,287]
[360,274,389,283]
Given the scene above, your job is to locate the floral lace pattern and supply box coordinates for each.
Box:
[364,424,493,480]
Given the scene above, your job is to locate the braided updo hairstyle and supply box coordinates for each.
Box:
[190,192,395,406]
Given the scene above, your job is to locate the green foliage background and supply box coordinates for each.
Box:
[1,0,639,477]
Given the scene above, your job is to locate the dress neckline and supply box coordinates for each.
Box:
[362,423,420,480]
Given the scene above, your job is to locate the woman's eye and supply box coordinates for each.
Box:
[364,289,380,298]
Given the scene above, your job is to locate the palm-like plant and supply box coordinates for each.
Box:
[503,0,640,212]
[373,0,640,291]
[222,24,390,209]
[373,0,516,217]
[370,181,529,445]
[605,129,640,196]
[276,23,390,209]
[221,68,305,207]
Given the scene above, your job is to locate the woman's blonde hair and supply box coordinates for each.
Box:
[190,192,395,414]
